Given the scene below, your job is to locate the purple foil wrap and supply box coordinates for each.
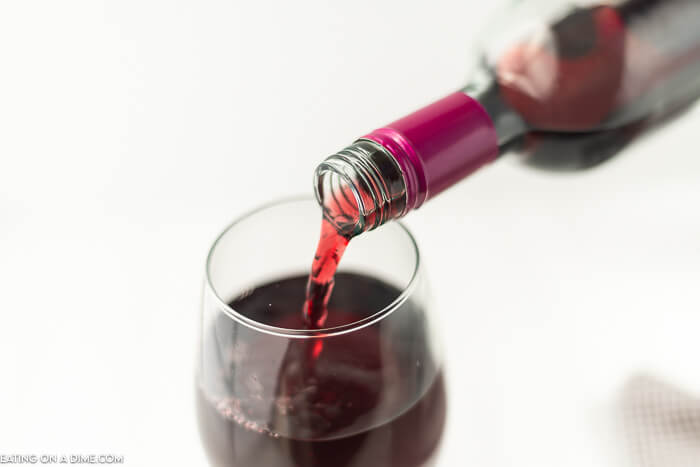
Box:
[363,92,499,210]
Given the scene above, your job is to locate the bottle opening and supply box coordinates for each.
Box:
[314,140,407,237]
[314,163,364,237]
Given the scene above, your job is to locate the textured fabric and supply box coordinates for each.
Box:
[622,375,700,467]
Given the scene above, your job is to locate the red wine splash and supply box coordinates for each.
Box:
[303,219,349,328]
[304,179,362,329]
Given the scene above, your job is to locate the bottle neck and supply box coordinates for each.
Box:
[315,87,517,236]
[462,66,528,146]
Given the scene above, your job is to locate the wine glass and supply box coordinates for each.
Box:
[196,198,446,467]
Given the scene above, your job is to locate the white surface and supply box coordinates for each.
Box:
[1,1,700,466]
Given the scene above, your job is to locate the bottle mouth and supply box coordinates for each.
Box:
[314,159,365,237]
[313,140,408,237]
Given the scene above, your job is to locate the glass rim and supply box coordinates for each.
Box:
[205,196,422,339]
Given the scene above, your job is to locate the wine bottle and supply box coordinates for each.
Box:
[314,0,700,236]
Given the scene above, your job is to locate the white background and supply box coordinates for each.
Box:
[1,1,699,466]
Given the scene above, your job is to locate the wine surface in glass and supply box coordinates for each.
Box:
[197,273,446,467]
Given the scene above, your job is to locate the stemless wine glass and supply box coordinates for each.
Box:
[196,198,446,467]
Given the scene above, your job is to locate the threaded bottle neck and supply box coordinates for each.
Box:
[314,92,500,236]
[314,139,407,237]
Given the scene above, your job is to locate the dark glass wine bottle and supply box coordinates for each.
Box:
[314,0,700,236]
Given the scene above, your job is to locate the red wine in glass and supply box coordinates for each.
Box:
[197,273,446,467]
